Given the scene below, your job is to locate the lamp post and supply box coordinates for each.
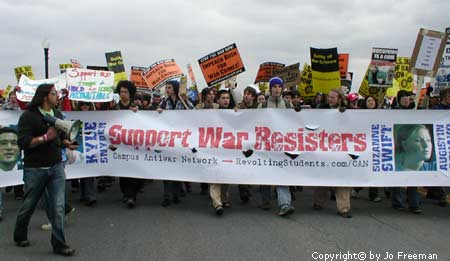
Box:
[42,38,50,79]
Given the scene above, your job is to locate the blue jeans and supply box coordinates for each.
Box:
[260,186,292,208]
[80,178,96,201]
[14,163,67,250]
[391,187,420,209]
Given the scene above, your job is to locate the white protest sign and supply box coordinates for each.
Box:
[66,68,115,102]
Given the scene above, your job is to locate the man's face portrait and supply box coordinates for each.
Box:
[0,130,20,171]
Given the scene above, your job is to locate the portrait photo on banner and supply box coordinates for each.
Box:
[0,125,22,172]
[393,124,437,172]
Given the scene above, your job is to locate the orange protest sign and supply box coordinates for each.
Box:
[187,64,197,86]
[198,43,245,86]
[142,59,183,89]
[254,62,285,84]
[338,53,349,78]
[130,66,149,88]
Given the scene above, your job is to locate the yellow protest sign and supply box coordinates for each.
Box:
[14,66,35,82]
[387,57,413,97]
[298,63,315,99]
[358,67,387,105]
[2,85,13,98]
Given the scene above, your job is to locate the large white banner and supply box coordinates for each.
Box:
[1,109,450,187]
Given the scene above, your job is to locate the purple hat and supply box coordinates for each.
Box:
[269,77,283,89]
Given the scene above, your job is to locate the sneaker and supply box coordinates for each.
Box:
[126,199,136,208]
[215,206,224,216]
[65,206,75,217]
[223,202,231,208]
[84,199,97,207]
[313,204,323,211]
[15,240,30,247]
[278,206,295,217]
[370,196,382,203]
[409,207,422,214]
[53,246,75,256]
[41,223,52,231]
[337,211,352,218]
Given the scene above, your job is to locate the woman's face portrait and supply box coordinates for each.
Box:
[402,127,433,161]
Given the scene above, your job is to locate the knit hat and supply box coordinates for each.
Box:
[269,77,283,89]
[397,90,412,101]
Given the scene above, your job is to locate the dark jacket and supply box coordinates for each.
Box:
[18,108,67,168]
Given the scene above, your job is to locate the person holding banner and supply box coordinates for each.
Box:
[114,80,141,208]
[390,91,424,214]
[209,89,234,215]
[158,80,194,207]
[258,77,295,217]
[13,84,76,256]
[313,88,353,218]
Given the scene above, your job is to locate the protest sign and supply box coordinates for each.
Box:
[368,48,397,88]
[2,85,13,98]
[66,68,114,102]
[59,63,74,74]
[14,66,35,83]
[86,66,109,71]
[70,59,82,68]
[430,29,450,94]
[387,57,414,97]
[142,59,183,89]
[338,53,349,78]
[254,62,285,84]
[1,109,449,187]
[130,66,149,89]
[105,51,128,86]
[187,64,197,86]
[410,28,447,77]
[341,72,353,95]
[273,63,301,90]
[17,74,67,102]
[298,63,315,99]
[198,43,245,86]
[310,47,341,94]
[358,67,387,104]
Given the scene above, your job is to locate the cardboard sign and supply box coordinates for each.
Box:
[310,47,341,94]
[105,51,128,86]
[254,62,285,84]
[59,63,74,74]
[17,74,67,102]
[430,28,450,94]
[142,59,183,89]
[368,48,397,88]
[187,64,197,86]
[130,66,149,88]
[14,66,35,83]
[66,68,115,102]
[298,63,314,99]
[198,43,245,86]
[338,53,349,78]
[410,28,447,77]
[272,63,301,90]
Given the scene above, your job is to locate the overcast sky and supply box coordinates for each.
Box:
[0,0,448,93]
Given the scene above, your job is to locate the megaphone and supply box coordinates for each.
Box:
[43,115,81,141]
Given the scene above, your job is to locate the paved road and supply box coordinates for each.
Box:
[1,182,449,261]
